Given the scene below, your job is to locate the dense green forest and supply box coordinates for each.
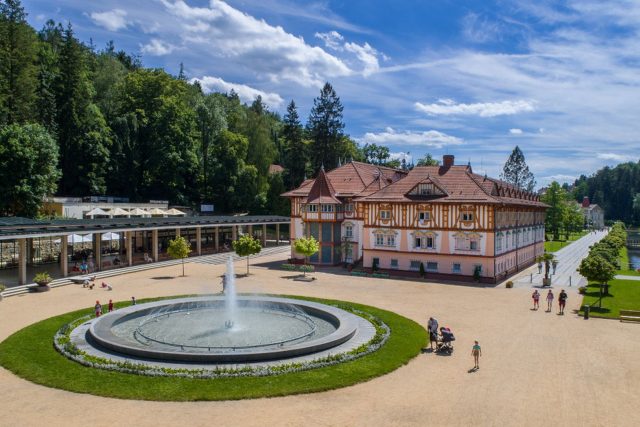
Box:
[0,0,409,218]
[572,161,640,225]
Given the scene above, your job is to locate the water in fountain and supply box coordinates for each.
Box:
[224,256,238,328]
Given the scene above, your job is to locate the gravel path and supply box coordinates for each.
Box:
[1,250,639,427]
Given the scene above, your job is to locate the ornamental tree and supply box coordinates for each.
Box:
[233,234,262,275]
[167,236,191,276]
[293,236,319,276]
[577,255,616,285]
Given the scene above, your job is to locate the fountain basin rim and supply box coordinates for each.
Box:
[88,296,359,363]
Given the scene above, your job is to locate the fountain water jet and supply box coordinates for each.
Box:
[224,256,238,328]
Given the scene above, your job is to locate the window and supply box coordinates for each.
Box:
[426,262,438,271]
[321,204,334,212]
[470,240,478,251]
[345,203,354,212]
[386,235,396,246]
[473,264,483,275]
[496,233,503,252]
[410,260,421,270]
[307,204,318,212]
[372,257,380,269]
[461,212,474,222]
[452,263,462,273]
[345,225,353,238]
[455,236,467,250]
[415,237,422,248]
[375,234,385,246]
[390,259,399,269]
[426,236,434,249]
[512,232,516,247]
[380,210,391,220]
[419,211,431,221]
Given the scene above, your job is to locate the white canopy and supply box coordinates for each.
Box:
[101,232,120,241]
[148,207,167,216]
[165,208,186,216]
[85,208,109,218]
[128,208,149,217]
[107,207,130,217]
[67,234,92,243]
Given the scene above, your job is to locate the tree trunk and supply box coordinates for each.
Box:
[247,256,250,275]
[182,257,185,276]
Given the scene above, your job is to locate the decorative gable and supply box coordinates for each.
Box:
[407,178,447,197]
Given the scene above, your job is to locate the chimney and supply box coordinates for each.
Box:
[582,196,590,208]
[443,154,455,168]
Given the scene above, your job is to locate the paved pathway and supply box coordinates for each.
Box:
[616,274,640,281]
[511,230,608,290]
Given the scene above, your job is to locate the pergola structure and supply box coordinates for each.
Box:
[0,215,289,286]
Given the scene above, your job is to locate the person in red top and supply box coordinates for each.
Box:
[531,290,540,310]
[108,299,114,312]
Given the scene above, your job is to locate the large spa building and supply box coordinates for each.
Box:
[283,155,547,283]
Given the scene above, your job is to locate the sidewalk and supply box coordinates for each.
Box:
[509,230,608,291]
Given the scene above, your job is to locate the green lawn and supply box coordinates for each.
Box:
[544,230,588,253]
[0,295,426,401]
[617,247,640,276]
[579,278,640,319]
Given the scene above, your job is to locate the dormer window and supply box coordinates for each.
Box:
[419,211,431,221]
[321,204,334,212]
[460,212,474,222]
[307,204,318,212]
[380,210,391,220]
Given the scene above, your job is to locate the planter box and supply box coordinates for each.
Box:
[542,278,551,286]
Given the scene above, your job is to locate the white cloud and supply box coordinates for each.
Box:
[597,153,635,162]
[461,12,502,43]
[509,128,523,134]
[315,31,344,50]
[542,174,577,184]
[361,127,463,148]
[140,38,176,56]
[192,76,284,108]
[158,0,351,87]
[90,9,129,32]
[415,99,536,117]
[389,152,412,163]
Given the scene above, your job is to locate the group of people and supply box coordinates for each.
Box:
[82,280,112,291]
[427,317,481,368]
[94,296,136,317]
[531,289,568,314]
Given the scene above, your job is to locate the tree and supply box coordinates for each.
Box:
[562,201,584,239]
[293,236,319,276]
[167,236,191,276]
[196,93,227,201]
[362,143,390,165]
[0,0,38,125]
[232,234,262,275]
[542,181,566,240]
[0,123,60,217]
[577,254,616,306]
[307,82,345,171]
[282,100,307,189]
[416,153,440,166]
[500,146,536,191]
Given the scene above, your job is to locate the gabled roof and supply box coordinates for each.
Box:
[306,167,341,204]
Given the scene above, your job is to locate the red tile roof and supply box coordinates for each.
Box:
[305,167,341,204]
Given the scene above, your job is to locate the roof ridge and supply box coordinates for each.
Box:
[466,171,499,202]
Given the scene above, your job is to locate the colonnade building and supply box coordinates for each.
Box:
[283,155,547,283]
[0,215,289,287]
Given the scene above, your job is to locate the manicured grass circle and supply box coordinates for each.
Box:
[0,295,426,401]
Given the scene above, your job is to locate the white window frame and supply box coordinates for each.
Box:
[321,204,334,213]
[390,259,399,269]
[410,260,420,271]
[461,212,474,222]
[452,263,462,274]
[418,211,431,221]
[426,261,438,272]
[307,204,318,213]
[380,210,391,220]
[345,225,353,238]
[375,234,385,246]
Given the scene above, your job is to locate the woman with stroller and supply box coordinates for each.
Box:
[427,317,439,350]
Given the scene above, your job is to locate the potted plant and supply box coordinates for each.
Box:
[0,284,5,301]
[33,272,52,292]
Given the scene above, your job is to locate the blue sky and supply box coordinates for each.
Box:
[24,0,640,187]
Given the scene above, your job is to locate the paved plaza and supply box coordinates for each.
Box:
[1,249,639,427]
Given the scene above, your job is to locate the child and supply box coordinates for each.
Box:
[108,299,114,312]
[532,290,540,310]
[472,341,482,369]
[94,300,102,317]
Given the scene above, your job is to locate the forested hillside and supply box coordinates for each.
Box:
[0,0,406,218]
[572,161,640,225]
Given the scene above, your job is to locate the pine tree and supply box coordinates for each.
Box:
[0,0,38,124]
[500,146,536,191]
[306,82,345,172]
[282,100,307,188]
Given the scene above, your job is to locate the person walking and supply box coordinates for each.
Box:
[532,290,540,310]
[546,289,554,312]
[558,289,568,315]
[427,317,439,350]
[131,296,136,306]
[94,300,102,317]
[108,299,114,312]
[472,341,482,369]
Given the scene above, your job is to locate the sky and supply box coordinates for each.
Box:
[23,0,640,188]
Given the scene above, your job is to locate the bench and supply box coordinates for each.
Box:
[620,310,640,323]
[351,271,367,277]
[371,273,390,279]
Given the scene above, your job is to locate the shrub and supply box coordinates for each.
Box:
[419,262,425,278]
[505,281,513,288]
[0,284,6,292]
[578,286,587,295]
[33,272,52,284]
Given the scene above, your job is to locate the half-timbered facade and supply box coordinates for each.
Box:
[283,155,547,283]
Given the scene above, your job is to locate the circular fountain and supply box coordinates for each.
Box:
[84,258,364,363]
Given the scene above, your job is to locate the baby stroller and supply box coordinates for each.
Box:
[436,327,455,354]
